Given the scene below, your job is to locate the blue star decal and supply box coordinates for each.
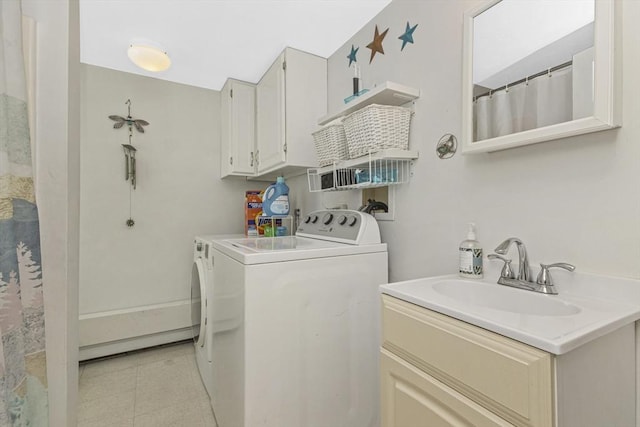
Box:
[347,45,359,67]
[398,22,418,51]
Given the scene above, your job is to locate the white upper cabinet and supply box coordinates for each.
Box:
[220,79,256,178]
[256,47,327,177]
[255,56,285,173]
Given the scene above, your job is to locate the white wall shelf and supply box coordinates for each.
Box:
[318,81,420,125]
[307,149,419,192]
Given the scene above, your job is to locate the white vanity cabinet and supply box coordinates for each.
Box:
[220,79,256,178]
[381,295,636,427]
[255,47,327,176]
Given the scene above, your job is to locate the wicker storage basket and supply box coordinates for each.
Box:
[312,122,349,167]
[342,104,412,159]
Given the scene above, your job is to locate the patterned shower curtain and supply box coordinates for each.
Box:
[0,0,49,425]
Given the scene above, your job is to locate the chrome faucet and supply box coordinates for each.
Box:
[494,237,531,281]
[489,237,575,295]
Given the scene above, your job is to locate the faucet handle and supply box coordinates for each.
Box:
[488,254,515,279]
[536,262,576,287]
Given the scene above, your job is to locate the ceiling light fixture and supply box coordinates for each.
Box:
[127,40,171,72]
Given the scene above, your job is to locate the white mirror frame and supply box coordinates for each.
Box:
[461,0,620,154]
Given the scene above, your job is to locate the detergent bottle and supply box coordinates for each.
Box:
[262,176,290,216]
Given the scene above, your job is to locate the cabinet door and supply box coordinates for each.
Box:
[221,80,256,177]
[381,349,514,427]
[256,53,286,173]
[382,296,554,427]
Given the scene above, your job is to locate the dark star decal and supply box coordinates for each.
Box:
[399,22,418,51]
[366,25,389,63]
[347,44,359,67]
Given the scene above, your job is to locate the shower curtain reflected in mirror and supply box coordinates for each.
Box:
[0,0,49,425]
[474,66,573,141]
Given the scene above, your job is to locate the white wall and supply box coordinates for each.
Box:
[289,0,640,283]
[16,0,640,423]
[21,0,81,425]
[79,65,255,351]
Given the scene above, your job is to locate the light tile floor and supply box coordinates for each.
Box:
[78,341,217,427]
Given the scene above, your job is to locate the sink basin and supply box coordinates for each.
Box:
[379,273,640,354]
[431,280,581,316]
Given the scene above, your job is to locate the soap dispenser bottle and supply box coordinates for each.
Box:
[459,223,483,279]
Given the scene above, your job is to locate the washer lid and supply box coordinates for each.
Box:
[212,236,387,265]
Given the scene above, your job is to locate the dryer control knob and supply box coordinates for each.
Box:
[337,215,347,226]
[310,215,319,224]
[322,213,334,225]
[304,215,312,224]
[347,216,358,227]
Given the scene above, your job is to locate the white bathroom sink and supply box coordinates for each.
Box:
[380,273,640,354]
[431,279,581,316]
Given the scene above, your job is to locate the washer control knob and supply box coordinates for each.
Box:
[337,215,347,226]
[310,215,319,224]
[322,213,334,225]
[304,215,312,224]
[347,216,358,227]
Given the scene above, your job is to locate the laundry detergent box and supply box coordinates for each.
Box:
[245,190,263,236]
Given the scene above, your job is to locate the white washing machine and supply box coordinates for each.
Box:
[193,209,388,427]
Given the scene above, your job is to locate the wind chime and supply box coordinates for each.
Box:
[108,99,149,227]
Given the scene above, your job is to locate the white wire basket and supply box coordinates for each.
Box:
[342,104,412,159]
[312,122,349,167]
[307,153,413,192]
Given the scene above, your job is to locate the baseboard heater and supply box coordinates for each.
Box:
[79,300,192,361]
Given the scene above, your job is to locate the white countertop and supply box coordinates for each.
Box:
[380,271,640,355]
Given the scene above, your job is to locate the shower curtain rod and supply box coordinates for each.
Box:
[475,60,573,100]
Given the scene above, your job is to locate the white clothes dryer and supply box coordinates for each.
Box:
[191,236,214,397]
[191,234,242,400]
[196,209,388,427]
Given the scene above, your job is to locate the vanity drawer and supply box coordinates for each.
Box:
[381,348,514,427]
[381,295,554,427]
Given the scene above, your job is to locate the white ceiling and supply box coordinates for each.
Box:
[79,0,392,91]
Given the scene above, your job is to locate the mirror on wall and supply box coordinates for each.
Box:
[461,0,619,154]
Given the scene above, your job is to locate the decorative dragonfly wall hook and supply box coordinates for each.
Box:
[109,99,149,133]
[109,99,149,228]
